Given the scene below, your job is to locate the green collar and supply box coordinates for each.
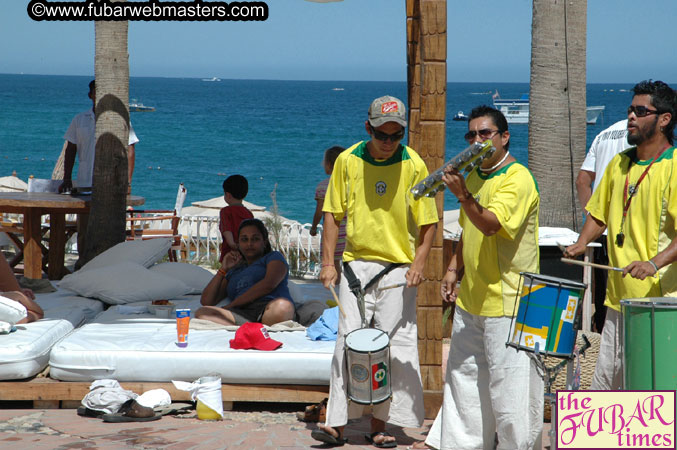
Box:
[625,146,675,165]
[351,141,411,166]
[476,161,516,180]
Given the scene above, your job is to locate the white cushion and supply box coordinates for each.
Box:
[79,239,172,273]
[149,262,213,295]
[60,262,192,305]
[0,295,28,325]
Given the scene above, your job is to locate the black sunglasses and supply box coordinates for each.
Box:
[464,128,500,143]
[370,125,405,142]
[627,105,660,118]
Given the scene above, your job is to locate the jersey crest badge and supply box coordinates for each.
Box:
[375,181,387,196]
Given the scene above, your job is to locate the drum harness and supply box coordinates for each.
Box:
[342,261,403,328]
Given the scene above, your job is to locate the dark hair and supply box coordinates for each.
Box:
[632,79,677,144]
[88,80,95,96]
[324,146,345,167]
[468,105,510,150]
[238,218,272,255]
[222,174,249,200]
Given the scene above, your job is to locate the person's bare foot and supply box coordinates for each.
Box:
[408,440,433,449]
[311,423,347,446]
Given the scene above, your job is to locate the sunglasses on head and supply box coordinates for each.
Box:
[464,128,500,143]
[627,105,661,118]
[370,125,405,142]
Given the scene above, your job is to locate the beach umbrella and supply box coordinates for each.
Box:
[0,176,28,192]
[190,196,266,212]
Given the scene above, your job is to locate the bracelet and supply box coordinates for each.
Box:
[447,267,457,273]
[217,268,227,277]
[458,191,473,203]
[648,260,659,273]
[322,264,334,268]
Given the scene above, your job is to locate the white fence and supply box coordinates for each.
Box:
[178,215,323,279]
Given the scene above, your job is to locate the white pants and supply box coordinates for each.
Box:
[590,308,623,390]
[439,308,543,450]
[325,260,424,428]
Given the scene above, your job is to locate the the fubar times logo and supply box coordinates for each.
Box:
[556,391,676,449]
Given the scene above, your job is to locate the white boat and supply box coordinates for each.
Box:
[129,100,155,112]
[452,111,469,121]
[493,94,605,125]
[202,77,221,82]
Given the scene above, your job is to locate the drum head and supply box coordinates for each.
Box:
[520,272,586,290]
[621,297,677,308]
[345,328,389,352]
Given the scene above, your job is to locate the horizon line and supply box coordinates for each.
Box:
[1,72,669,86]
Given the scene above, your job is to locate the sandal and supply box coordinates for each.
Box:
[365,431,397,448]
[311,426,348,446]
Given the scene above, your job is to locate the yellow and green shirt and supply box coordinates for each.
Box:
[457,162,540,317]
[323,141,438,263]
[587,146,677,311]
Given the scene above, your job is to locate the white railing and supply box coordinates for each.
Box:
[178,215,323,279]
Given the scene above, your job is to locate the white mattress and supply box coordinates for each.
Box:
[50,292,336,384]
[0,289,105,380]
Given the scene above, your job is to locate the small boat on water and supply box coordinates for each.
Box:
[202,77,221,82]
[452,111,469,121]
[493,93,605,125]
[129,100,155,112]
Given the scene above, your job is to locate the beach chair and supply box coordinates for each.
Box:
[126,184,187,262]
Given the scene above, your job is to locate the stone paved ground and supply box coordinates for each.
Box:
[0,402,552,449]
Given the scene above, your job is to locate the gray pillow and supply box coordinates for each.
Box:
[60,262,192,305]
[79,238,172,272]
[149,262,214,295]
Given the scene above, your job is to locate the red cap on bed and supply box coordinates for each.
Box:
[230,322,282,351]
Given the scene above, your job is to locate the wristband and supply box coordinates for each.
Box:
[322,264,334,268]
[217,268,227,277]
[648,260,659,273]
[447,267,457,273]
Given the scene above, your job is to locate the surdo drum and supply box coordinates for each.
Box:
[507,272,586,359]
[345,327,391,405]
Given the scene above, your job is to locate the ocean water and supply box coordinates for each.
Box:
[0,74,635,223]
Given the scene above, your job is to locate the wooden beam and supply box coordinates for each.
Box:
[0,379,328,404]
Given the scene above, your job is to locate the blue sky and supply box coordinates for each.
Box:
[1,0,675,83]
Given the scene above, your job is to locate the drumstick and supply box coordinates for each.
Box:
[379,282,407,291]
[561,257,623,272]
[328,284,347,318]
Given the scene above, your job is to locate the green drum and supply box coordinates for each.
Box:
[622,298,677,390]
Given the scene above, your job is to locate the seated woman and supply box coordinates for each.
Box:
[0,252,43,323]
[195,218,295,326]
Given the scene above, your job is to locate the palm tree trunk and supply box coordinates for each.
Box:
[79,10,130,265]
[528,0,587,230]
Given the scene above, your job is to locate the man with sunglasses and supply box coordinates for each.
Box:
[575,119,630,333]
[565,79,677,390]
[312,95,438,448]
[427,105,542,450]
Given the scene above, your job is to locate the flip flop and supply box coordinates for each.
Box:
[311,426,348,446]
[76,406,104,418]
[102,413,162,423]
[365,431,397,448]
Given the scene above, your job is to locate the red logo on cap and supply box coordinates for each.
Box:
[381,101,399,114]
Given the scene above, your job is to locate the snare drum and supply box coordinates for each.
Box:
[622,298,677,390]
[345,328,391,405]
[507,272,586,359]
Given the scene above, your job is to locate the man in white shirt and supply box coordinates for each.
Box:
[59,80,139,193]
[575,119,630,332]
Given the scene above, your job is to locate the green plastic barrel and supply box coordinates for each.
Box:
[622,298,677,390]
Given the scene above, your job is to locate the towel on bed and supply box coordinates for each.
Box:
[306,306,338,341]
[189,318,305,332]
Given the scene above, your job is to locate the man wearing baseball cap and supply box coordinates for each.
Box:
[311,96,438,447]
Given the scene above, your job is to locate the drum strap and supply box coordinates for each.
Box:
[342,262,404,327]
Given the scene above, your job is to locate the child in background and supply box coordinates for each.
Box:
[219,175,254,262]
[310,146,346,278]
